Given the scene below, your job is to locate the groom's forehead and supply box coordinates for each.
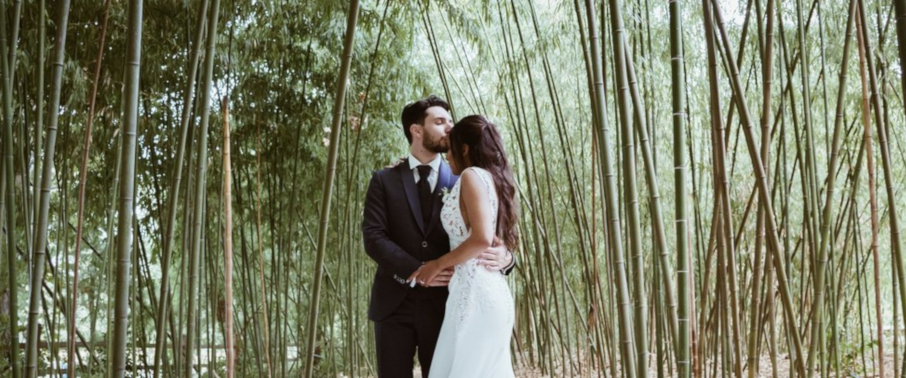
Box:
[425,106,451,120]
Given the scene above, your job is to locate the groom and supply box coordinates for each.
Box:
[362,95,515,377]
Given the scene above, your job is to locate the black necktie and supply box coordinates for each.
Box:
[416,165,433,225]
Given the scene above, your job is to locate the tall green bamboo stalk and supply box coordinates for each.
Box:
[0,0,17,375]
[668,0,691,376]
[302,1,360,377]
[607,0,646,373]
[622,40,679,355]
[24,3,70,376]
[110,2,143,374]
[807,1,858,377]
[583,0,637,376]
[185,0,221,375]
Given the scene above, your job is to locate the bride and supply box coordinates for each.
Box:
[409,115,518,377]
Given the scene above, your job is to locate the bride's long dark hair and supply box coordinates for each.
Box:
[448,115,519,252]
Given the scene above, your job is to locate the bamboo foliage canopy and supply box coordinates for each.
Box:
[0,0,904,377]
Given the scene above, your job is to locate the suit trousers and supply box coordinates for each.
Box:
[374,291,447,377]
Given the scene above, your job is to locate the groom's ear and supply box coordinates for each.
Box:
[409,123,422,141]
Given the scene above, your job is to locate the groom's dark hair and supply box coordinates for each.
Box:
[400,95,451,144]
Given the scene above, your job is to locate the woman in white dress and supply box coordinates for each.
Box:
[409,115,519,378]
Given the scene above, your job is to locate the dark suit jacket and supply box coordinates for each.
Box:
[362,160,457,321]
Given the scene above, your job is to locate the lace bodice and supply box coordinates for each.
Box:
[441,167,498,250]
[430,166,515,378]
[439,167,511,321]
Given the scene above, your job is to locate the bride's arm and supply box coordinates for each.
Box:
[409,169,495,284]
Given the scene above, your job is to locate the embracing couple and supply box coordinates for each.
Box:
[362,95,520,377]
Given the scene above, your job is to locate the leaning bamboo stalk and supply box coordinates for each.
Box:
[746,0,775,374]
[184,0,221,375]
[855,0,906,354]
[24,3,71,376]
[706,0,807,374]
[302,1,360,377]
[152,1,209,376]
[222,97,235,378]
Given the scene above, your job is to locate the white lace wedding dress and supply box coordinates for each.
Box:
[429,167,515,378]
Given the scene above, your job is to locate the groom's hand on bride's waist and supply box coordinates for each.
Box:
[479,237,514,273]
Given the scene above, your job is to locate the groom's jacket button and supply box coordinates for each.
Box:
[393,274,405,284]
[422,241,428,248]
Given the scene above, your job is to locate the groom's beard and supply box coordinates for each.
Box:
[423,134,449,153]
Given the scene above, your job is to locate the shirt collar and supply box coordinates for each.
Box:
[408,153,442,173]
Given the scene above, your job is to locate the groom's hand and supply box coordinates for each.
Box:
[479,237,512,272]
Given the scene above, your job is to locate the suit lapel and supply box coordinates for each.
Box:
[400,161,426,234]
[425,161,454,236]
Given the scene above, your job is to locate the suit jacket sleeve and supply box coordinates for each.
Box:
[362,171,422,281]
[502,253,517,276]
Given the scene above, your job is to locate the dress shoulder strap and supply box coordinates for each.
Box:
[465,167,496,200]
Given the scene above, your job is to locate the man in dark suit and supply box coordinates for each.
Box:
[362,96,514,377]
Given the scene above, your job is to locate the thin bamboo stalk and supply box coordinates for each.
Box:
[302,1,360,377]
[893,0,906,103]
[24,3,70,375]
[222,97,235,378]
[254,122,272,378]
[67,1,111,375]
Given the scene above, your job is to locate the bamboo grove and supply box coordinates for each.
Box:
[0,0,905,377]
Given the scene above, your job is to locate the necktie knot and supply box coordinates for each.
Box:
[417,165,432,182]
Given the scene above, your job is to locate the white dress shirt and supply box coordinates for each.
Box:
[408,154,441,192]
